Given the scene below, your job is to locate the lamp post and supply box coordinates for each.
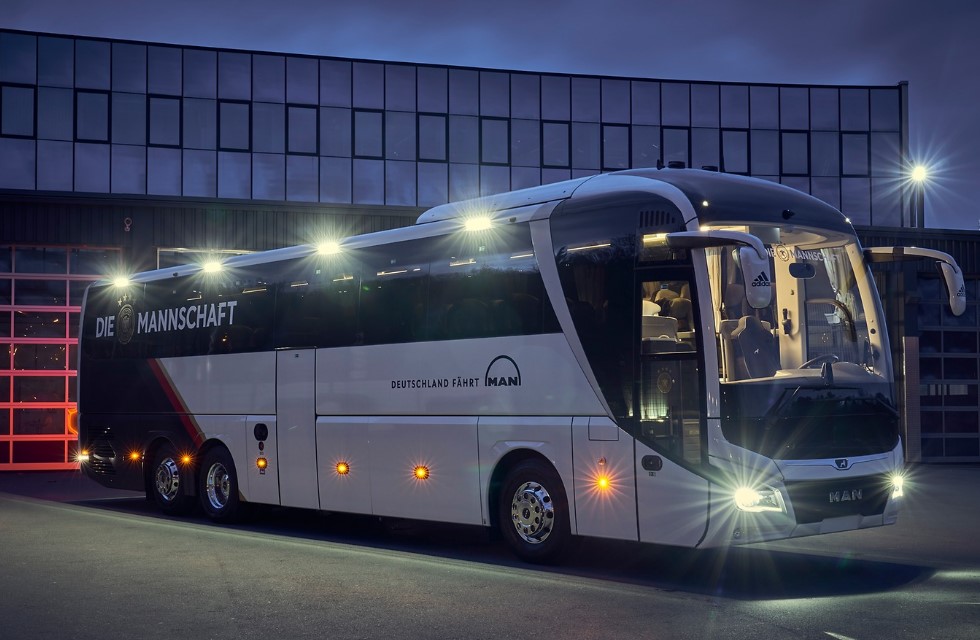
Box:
[910,164,928,228]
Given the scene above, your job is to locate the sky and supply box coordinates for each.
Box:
[3,0,978,230]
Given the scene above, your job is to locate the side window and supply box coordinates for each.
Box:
[358,245,429,345]
[274,258,358,348]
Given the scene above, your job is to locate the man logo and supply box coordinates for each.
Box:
[835,458,850,470]
[485,355,521,388]
[117,303,135,345]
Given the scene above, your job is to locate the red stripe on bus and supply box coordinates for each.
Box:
[147,358,205,448]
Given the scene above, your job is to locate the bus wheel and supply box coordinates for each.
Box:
[498,459,571,564]
[150,444,194,515]
[199,446,245,522]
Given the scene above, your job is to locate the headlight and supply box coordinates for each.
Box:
[889,473,905,499]
[733,486,785,513]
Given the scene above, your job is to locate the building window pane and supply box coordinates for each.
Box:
[319,156,351,203]
[871,177,902,226]
[37,140,73,191]
[253,102,285,154]
[1,86,35,137]
[148,46,181,96]
[287,154,318,202]
[219,101,250,151]
[602,124,629,170]
[418,161,448,206]
[662,83,690,126]
[572,122,600,170]
[111,93,146,145]
[663,127,689,167]
[480,72,509,117]
[353,158,384,204]
[74,142,110,192]
[631,81,660,125]
[183,98,217,150]
[110,144,146,194]
[750,130,778,175]
[691,128,719,170]
[691,84,719,128]
[385,64,416,112]
[287,57,318,105]
[0,138,34,189]
[449,69,478,115]
[450,162,479,200]
[417,67,447,113]
[76,91,108,142]
[720,85,748,128]
[288,105,317,154]
[722,130,748,174]
[319,107,351,157]
[37,88,73,141]
[219,52,251,101]
[481,118,509,164]
[601,79,629,124]
[750,86,778,129]
[810,88,839,131]
[631,125,660,168]
[149,97,180,146]
[385,110,416,160]
[252,153,283,200]
[0,33,36,84]
[480,165,509,196]
[112,43,146,93]
[510,118,539,167]
[75,40,110,90]
[810,131,839,176]
[840,89,869,131]
[870,89,900,131]
[871,132,901,177]
[811,177,840,209]
[842,133,869,175]
[841,177,870,224]
[542,121,569,167]
[218,151,250,199]
[183,49,216,99]
[38,37,74,88]
[448,115,478,163]
[253,55,285,103]
[418,114,447,161]
[541,76,570,121]
[386,160,417,205]
[780,87,809,130]
[354,110,383,158]
[571,78,599,123]
[320,60,351,108]
[353,62,384,109]
[781,132,808,175]
[147,146,181,194]
[512,74,540,120]
[182,149,216,197]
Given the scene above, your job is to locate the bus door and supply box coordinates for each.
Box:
[276,348,319,509]
[633,269,711,546]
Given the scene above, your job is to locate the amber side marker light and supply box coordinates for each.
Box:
[129,451,142,462]
[256,457,268,470]
[336,461,350,476]
[180,454,193,465]
[413,465,430,481]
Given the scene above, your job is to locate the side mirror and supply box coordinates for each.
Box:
[656,230,772,309]
[864,246,966,316]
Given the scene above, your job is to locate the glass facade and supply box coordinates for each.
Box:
[0,30,905,222]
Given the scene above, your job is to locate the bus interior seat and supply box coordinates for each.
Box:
[719,317,775,380]
[642,315,678,340]
[666,297,693,332]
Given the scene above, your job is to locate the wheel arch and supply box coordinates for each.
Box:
[487,448,562,533]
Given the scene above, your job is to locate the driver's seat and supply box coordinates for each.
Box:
[732,316,779,379]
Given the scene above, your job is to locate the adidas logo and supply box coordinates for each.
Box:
[751,272,771,287]
[957,285,966,298]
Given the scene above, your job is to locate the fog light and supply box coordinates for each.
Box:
[733,486,784,513]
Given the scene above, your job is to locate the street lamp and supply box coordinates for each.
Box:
[909,164,929,228]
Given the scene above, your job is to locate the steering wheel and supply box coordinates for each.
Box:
[800,354,840,369]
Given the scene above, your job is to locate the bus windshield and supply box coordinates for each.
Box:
[706,225,888,382]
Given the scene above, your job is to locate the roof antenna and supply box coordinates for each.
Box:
[656,158,664,170]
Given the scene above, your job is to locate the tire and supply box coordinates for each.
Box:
[497,459,572,564]
[199,446,247,522]
[150,444,195,515]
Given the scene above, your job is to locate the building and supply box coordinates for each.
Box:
[0,28,976,468]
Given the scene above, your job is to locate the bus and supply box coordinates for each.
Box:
[77,168,966,563]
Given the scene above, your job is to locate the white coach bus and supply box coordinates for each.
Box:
[77,168,966,562]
